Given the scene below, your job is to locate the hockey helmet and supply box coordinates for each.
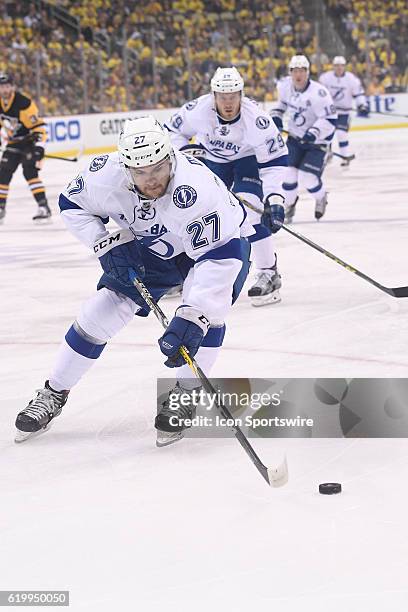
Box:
[118,116,173,169]
[210,67,244,93]
[0,73,14,85]
[288,55,310,71]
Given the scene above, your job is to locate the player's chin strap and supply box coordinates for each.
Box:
[128,269,288,488]
[240,196,408,298]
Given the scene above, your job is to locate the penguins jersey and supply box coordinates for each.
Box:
[59,150,254,321]
[0,90,46,147]
[271,77,337,144]
[165,94,288,194]
[319,70,367,113]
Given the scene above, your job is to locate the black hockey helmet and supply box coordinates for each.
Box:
[0,73,14,85]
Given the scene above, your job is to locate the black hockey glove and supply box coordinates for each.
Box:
[33,146,45,162]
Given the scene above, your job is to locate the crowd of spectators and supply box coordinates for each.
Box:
[326,0,408,94]
[0,0,406,117]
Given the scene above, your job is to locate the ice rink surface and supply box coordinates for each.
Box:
[1,129,408,611]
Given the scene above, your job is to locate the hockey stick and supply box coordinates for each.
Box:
[7,147,80,163]
[241,197,408,298]
[129,270,288,487]
[370,110,408,119]
[6,137,84,162]
[44,153,79,162]
[280,225,408,297]
[280,129,351,161]
[45,143,85,163]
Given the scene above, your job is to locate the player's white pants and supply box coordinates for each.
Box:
[336,128,351,157]
[237,191,276,269]
[49,288,221,392]
[282,167,326,205]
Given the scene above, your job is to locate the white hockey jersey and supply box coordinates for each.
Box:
[165,94,288,196]
[59,150,254,321]
[319,70,366,113]
[271,77,337,144]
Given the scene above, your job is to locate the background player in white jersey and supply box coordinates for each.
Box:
[319,56,369,166]
[165,67,288,307]
[15,116,284,446]
[271,55,337,223]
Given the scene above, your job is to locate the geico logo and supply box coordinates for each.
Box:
[93,233,121,252]
[46,120,81,142]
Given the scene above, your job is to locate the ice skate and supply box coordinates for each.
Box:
[248,262,282,307]
[340,154,355,168]
[15,381,69,442]
[314,193,328,220]
[155,382,200,447]
[284,196,298,224]
[33,202,52,222]
[0,204,6,224]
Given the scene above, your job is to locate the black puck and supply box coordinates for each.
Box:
[319,482,342,495]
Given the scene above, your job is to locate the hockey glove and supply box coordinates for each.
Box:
[94,229,145,287]
[261,194,285,233]
[357,104,370,117]
[33,146,45,162]
[271,115,283,131]
[180,144,207,159]
[302,130,317,144]
[158,305,210,368]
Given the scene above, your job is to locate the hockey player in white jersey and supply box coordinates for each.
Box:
[319,55,369,166]
[15,116,284,446]
[165,67,288,306]
[271,55,337,222]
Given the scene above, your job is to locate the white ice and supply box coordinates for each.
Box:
[1,129,408,611]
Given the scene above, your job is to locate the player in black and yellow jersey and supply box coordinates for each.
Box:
[0,73,51,223]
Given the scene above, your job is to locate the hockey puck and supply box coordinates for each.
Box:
[319,483,342,495]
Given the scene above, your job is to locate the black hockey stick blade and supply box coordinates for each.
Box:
[129,270,288,487]
[386,285,408,298]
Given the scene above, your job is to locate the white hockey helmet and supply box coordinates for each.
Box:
[288,55,310,71]
[210,67,244,93]
[118,115,172,168]
[333,55,347,65]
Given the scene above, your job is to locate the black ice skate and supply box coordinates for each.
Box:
[0,204,6,224]
[33,202,52,222]
[155,382,200,447]
[15,381,69,443]
[315,193,328,220]
[248,261,282,307]
[340,154,355,168]
[284,196,298,224]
